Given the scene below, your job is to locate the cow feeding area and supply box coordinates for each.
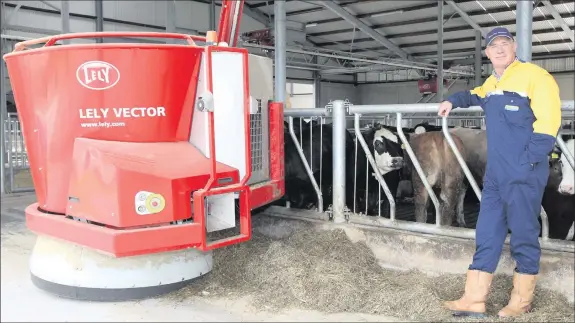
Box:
[165,213,574,322]
[2,193,573,322]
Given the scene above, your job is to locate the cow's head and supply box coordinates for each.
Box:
[557,139,575,195]
[373,127,404,174]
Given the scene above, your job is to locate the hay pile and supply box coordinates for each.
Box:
[166,216,574,322]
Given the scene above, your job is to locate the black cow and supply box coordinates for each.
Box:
[282,120,334,210]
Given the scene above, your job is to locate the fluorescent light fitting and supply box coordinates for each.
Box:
[371,10,404,18]
[306,23,318,28]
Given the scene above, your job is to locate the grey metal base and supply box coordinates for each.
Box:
[31,272,196,302]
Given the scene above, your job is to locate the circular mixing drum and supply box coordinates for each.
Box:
[29,235,213,301]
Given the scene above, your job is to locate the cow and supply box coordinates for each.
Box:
[558,138,575,195]
[372,127,468,226]
[541,139,575,241]
[346,124,403,216]
[420,127,574,239]
[412,121,482,135]
[417,126,574,240]
[281,120,406,217]
[367,122,417,201]
[281,120,334,210]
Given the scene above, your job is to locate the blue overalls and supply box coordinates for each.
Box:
[446,59,562,275]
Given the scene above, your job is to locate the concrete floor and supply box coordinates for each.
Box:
[1,193,401,322]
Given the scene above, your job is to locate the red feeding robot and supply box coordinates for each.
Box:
[3,0,285,301]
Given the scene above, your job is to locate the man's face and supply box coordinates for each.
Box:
[485,36,517,69]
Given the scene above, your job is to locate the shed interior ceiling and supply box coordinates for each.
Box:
[1,0,573,82]
[244,0,574,64]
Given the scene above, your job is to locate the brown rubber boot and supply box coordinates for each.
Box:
[444,269,493,318]
[498,272,537,318]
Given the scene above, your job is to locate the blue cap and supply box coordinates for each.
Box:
[485,27,514,46]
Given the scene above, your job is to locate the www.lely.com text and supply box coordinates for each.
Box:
[80,121,126,128]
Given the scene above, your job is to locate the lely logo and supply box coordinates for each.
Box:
[76,61,120,90]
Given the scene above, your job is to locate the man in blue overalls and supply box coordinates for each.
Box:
[437,27,562,318]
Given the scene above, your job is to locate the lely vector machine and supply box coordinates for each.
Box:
[3,0,285,301]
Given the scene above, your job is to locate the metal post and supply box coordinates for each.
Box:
[332,100,347,223]
[437,0,444,102]
[61,1,70,44]
[165,0,176,44]
[314,73,321,108]
[274,0,286,103]
[0,33,6,194]
[313,56,321,107]
[209,0,216,31]
[474,30,482,87]
[95,0,104,43]
[516,0,533,62]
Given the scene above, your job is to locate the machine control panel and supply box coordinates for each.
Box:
[135,191,166,215]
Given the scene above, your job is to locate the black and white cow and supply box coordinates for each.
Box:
[346,125,403,216]
[543,138,575,240]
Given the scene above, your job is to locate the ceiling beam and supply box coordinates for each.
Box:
[308,0,410,60]
[308,0,563,38]
[312,12,572,47]
[445,0,485,38]
[542,1,574,43]
[344,26,575,54]
[242,3,273,27]
[305,1,461,25]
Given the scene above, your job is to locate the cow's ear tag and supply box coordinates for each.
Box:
[551,153,559,159]
[401,144,405,149]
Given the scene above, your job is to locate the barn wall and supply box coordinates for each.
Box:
[319,82,359,107]
[358,72,575,105]
[358,79,473,105]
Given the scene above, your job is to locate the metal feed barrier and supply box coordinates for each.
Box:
[3,112,32,193]
[281,100,575,254]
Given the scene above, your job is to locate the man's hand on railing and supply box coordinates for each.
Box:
[438,101,453,117]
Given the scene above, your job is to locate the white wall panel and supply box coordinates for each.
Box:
[286,83,314,109]
[320,82,359,107]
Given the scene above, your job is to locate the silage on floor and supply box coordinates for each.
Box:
[166,216,574,322]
